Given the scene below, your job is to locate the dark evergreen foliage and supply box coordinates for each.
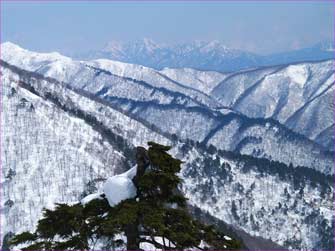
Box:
[10,142,241,250]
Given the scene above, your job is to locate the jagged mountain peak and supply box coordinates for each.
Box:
[91,38,255,71]
[103,40,124,52]
[103,38,236,55]
[75,39,334,71]
[135,37,161,50]
[170,40,241,57]
[103,38,162,54]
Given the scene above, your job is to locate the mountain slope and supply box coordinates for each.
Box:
[1,42,218,109]
[176,143,333,250]
[1,42,333,174]
[86,50,334,152]
[1,61,333,250]
[211,60,335,151]
[0,60,171,247]
[108,98,333,174]
[159,67,227,95]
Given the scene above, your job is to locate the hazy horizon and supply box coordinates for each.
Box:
[2,1,334,55]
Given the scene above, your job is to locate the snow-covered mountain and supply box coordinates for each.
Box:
[75,39,260,72]
[176,143,333,250]
[1,60,333,250]
[211,60,334,151]
[2,42,333,174]
[0,59,173,248]
[159,67,227,95]
[1,42,218,108]
[75,39,334,72]
[9,41,331,152]
[156,60,334,151]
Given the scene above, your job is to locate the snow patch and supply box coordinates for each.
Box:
[81,193,103,205]
[286,65,308,88]
[103,166,137,207]
[224,235,232,240]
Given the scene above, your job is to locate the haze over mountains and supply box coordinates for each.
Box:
[75,38,335,72]
[1,41,334,251]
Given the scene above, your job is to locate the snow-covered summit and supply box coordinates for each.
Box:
[1,42,72,74]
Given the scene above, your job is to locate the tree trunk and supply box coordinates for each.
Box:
[126,146,150,250]
[125,223,139,250]
[133,146,150,191]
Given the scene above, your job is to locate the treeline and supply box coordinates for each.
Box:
[180,139,333,194]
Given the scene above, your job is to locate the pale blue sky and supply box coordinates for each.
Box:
[1,1,334,55]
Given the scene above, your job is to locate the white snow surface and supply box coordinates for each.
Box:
[286,64,308,88]
[1,42,218,108]
[224,235,232,241]
[211,60,334,150]
[81,193,103,205]
[103,166,137,206]
[159,67,227,94]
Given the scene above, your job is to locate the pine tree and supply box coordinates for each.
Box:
[10,142,242,250]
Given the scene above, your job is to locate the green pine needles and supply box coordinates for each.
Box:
[9,142,242,250]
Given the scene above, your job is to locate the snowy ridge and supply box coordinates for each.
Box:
[1,43,333,174]
[1,42,218,109]
[211,60,335,151]
[159,67,227,94]
[106,97,333,174]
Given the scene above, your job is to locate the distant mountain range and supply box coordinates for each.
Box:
[74,39,334,72]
